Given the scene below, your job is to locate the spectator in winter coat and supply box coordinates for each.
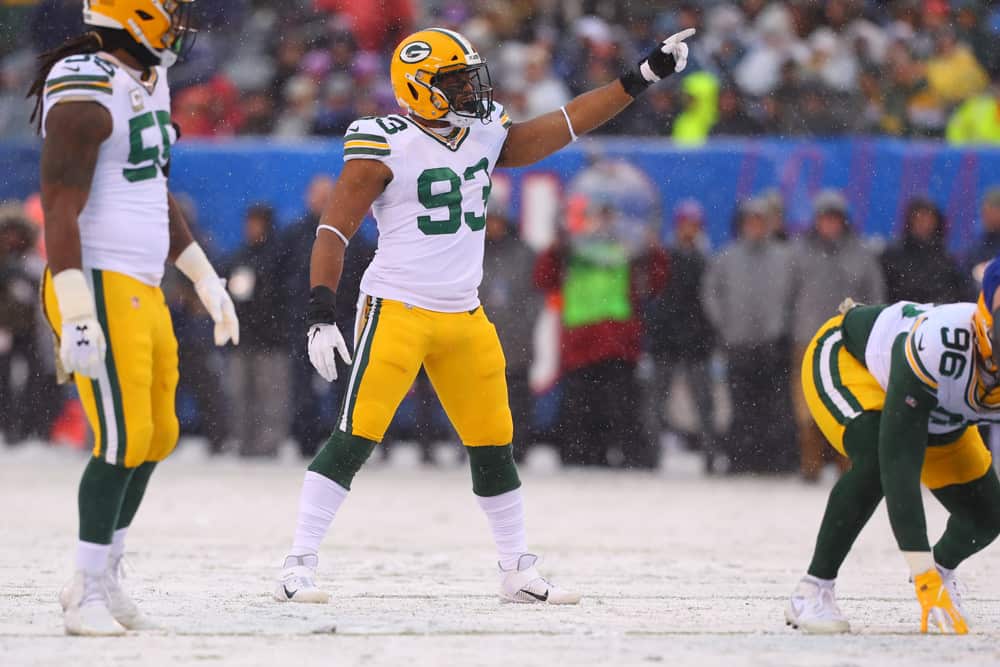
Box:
[535,205,668,469]
[481,207,541,462]
[965,187,1000,287]
[0,204,57,443]
[880,198,967,305]
[788,190,885,481]
[702,199,795,474]
[711,86,764,137]
[644,200,720,472]
[223,204,290,457]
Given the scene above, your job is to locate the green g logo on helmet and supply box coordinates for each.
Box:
[400,41,432,64]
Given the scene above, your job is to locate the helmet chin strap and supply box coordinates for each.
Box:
[443,112,475,128]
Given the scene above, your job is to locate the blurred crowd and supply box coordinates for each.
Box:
[4,167,1000,479]
[3,1,1000,142]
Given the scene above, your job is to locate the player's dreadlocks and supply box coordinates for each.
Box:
[26,31,105,134]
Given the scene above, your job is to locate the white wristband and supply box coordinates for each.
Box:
[174,242,217,284]
[639,61,661,84]
[52,268,97,322]
[560,106,578,143]
[317,224,350,247]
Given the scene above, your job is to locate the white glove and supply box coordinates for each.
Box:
[194,276,240,346]
[175,242,239,346]
[52,269,107,379]
[308,323,352,382]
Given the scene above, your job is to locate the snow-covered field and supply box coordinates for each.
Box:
[2,442,999,667]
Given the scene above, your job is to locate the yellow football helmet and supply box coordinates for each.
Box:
[973,292,998,375]
[83,0,196,68]
[390,28,493,127]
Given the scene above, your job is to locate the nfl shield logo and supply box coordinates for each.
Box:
[131,296,140,309]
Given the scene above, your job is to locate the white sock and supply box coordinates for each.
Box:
[110,528,128,563]
[76,541,111,576]
[803,574,835,589]
[476,488,528,571]
[289,471,349,559]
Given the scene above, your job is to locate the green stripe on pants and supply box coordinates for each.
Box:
[90,377,107,458]
[92,270,127,465]
[339,298,382,435]
[812,328,848,424]
[829,340,864,415]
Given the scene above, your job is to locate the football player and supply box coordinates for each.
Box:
[786,276,1000,634]
[29,0,238,635]
[274,27,695,604]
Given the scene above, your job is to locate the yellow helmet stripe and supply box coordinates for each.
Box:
[425,27,473,56]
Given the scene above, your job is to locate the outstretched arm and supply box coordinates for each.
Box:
[879,336,936,560]
[498,29,695,168]
[880,334,968,633]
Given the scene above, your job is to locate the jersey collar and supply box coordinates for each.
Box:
[403,116,470,152]
[98,51,160,95]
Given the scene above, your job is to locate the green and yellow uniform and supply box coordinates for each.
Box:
[800,301,1000,579]
[41,52,179,470]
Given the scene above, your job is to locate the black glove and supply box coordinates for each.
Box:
[619,28,696,98]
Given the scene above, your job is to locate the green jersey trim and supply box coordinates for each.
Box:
[400,116,471,152]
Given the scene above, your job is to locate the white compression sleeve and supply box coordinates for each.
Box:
[109,527,128,562]
[290,471,349,557]
[476,488,528,571]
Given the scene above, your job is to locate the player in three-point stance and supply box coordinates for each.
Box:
[273,26,696,604]
[786,267,1000,634]
[30,0,238,635]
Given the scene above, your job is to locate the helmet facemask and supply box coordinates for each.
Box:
[430,63,493,127]
[974,294,999,388]
[160,0,197,64]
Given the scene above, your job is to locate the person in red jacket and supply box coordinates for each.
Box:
[535,193,668,468]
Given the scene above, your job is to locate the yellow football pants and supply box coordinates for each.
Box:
[339,296,513,446]
[802,314,992,489]
[43,268,179,468]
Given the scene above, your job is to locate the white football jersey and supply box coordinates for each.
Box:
[865,301,1000,432]
[42,52,174,286]
[343,104,512,312]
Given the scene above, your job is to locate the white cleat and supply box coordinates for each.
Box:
[105,555,158,630]
[274,554,330,604]
[785,575,850,634]
[499,554,581,605]
[60,570,126,636]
